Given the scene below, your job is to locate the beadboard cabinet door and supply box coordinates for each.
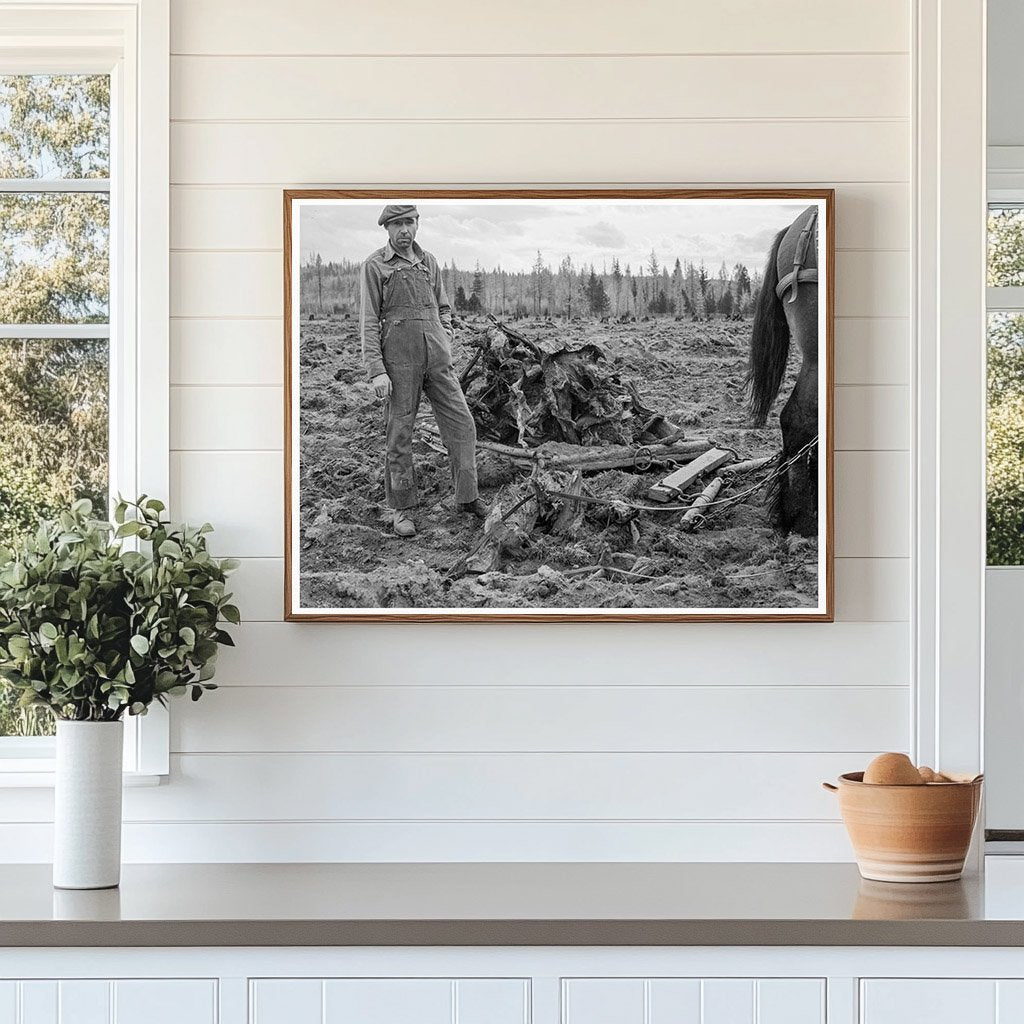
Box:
[860,979,1024,1024]
[0,980,217,1024]
[249,978,529,1024]
[562,978,825,1024]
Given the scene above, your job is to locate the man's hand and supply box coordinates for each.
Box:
[372,373,392,399]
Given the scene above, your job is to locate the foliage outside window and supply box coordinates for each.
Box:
[0,75,110,736]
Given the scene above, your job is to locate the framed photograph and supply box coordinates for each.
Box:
[284,189,833,622]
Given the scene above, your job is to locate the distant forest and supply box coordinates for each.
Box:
[299,252,764,321]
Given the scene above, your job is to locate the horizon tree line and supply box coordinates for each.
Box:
[299,250,763,321]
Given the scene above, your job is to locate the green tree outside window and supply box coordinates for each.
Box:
[0,75,110,736]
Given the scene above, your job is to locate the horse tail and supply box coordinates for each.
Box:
[746,227,790,427]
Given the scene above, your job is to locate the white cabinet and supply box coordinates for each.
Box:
[249,978,529,1024]
[562,978,825,1024]
[0,980,217,1024]
[861,979,1024,1024]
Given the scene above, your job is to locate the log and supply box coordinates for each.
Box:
[718,455,775,477]
[458,347,483,388]
[680,476,724,530]
[418,422,713,472]
[647,448,735,502]
[542,439,711,472]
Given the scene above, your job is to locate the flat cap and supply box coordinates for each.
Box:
[378,204,419,226]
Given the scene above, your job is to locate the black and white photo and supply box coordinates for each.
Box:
[285,190,833,621]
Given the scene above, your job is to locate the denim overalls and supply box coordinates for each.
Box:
[380,260,478,510]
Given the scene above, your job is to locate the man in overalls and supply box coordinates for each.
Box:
[360,204,486,537]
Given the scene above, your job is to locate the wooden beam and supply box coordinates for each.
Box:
[647,447,734,502]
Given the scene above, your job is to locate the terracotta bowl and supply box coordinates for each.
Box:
[823,771,983,883]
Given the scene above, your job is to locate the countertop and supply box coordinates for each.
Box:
[4,861,1024,947]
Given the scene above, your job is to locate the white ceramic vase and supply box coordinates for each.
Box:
[53,719,124,889]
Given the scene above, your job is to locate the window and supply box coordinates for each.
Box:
[987,206,1024,565]
[0,73,111,739]
[0,2,169,780]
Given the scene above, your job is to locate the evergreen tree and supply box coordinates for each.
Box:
[611,257,623,315]
[532,250,545,315]
[733,262,752,296]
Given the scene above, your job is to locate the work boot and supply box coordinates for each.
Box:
[393,510,416,537]
[457,497,489,519]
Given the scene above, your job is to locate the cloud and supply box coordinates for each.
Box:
[576,221,627,249]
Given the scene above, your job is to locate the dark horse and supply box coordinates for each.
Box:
[746,205,820,536]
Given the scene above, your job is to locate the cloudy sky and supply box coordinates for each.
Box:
[297,198,817,276]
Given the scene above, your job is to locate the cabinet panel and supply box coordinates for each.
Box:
[861,981,996,1024]
[323,980,450,1024]
[58,982,110,1024]
[455,980,529,1024]
[648,979,702,1023]
[252,979,528,1024]
[251,979,322,1024]
[0,983,15,1024]
[563,979,645,1024]
[19,983,56,1024]
[564,978,825,1024]
[757,980,825,1024]
[114,981,217,1024]
[998,980,1024,1023]
[702,980,754,1024]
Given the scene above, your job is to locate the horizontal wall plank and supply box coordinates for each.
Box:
[171,55,909,122]
[171,250,908,320]
[171,252,281,317]
[834,385,909,450]
[0,821,857,863]
[169,314,911,388]
[834,451,910,557]
[225,557,283,620]
[171,319,284,386]
[834,318,909,385]
[171,451,283,556]
[114,752,871,820]
[169,384,906,453]
[171,684,909,753]
[835,251,909,318]
[832,557,909,621]
[172,448,908,559]
[171,183,908,252]
[210,621,910,687]
[228,556,909,623]
[170,121,909,186]
[171,386,282,450]
[170,0,910,56]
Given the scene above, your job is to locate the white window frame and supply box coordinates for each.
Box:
[983,180,1024,841]
[0,0,169,785]
[914,0,986,874]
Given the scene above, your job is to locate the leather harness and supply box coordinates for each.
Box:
[774,209,819,304]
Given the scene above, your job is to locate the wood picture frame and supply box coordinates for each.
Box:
[284,189,834,622]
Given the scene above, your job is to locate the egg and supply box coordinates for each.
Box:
[863,752,926,785]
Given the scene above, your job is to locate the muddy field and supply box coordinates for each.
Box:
[296,315,818,611]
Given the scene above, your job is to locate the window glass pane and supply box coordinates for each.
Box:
[0,74,109,179]
[987,312,1024,565]
[0,338,107,739]
[0,192,109,323]
[988,207,1024,288]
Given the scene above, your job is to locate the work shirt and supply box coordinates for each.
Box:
[359,240,453,380]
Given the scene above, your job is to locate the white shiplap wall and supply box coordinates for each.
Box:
[1,0,915,862]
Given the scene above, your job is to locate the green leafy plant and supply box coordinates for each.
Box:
[0,496,239,722]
